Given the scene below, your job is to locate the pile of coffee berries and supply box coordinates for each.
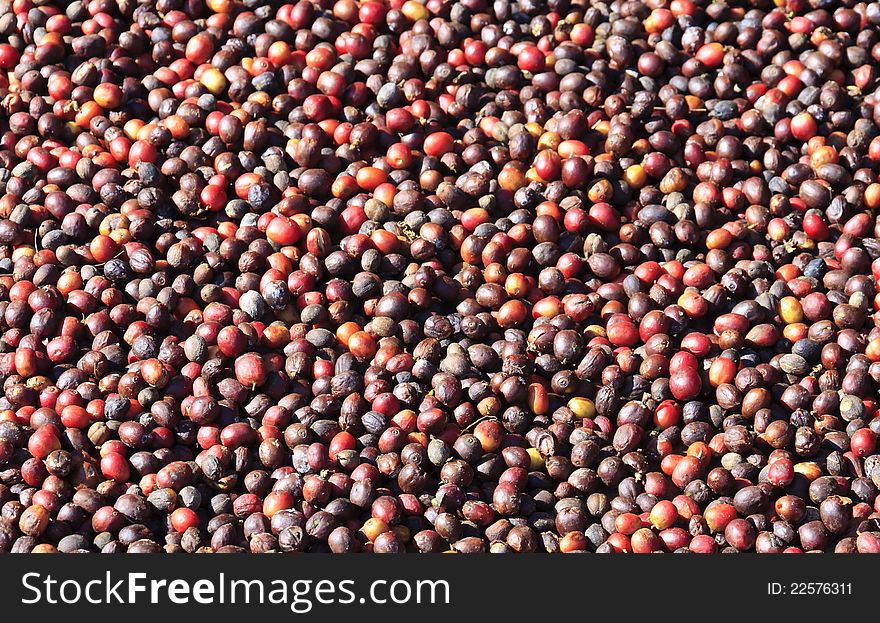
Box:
[2,0,880,553]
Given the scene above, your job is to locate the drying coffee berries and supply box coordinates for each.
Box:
[2,0,880,555]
